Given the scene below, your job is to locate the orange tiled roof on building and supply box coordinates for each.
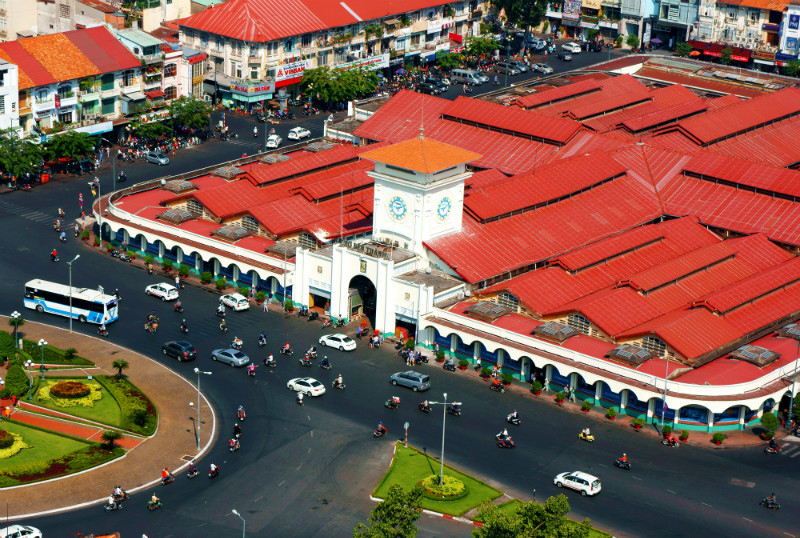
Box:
[19,34,98,83]
[359,134,481,174]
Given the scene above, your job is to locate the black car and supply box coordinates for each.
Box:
[587,42,602,52]
[162,340,197,361]
[417,82,440,95]
[424,78,448,92]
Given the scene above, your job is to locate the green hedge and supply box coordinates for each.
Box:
[0,445,124,487]
[95,375,157,435]
[20,340,93,366]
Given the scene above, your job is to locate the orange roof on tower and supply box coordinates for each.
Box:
[359,136,481,174]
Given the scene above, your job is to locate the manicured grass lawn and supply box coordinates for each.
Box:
[0,422,87,471]
[471,496,612,537]
[373,443,502,516]
[34,378,122,427]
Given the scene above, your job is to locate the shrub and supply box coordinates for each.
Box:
[406,338,415,350]
[501,373,513,384]
[238,286,250,296]
[420,474,466,498]
[81,230,90,240]
[38,380,102,408]
[556,391,566,401]
[615,35,623,47]
[532,380,543,393]
[255,291,266,303]
[93,237,100,246]
[0,331,15,357]
[480,367,492,378]
[178,264,190,277]
[5,364,30,397]
[132,409,149,427]
[760,411,778,433]
[582,400,593,411]
[162,259,173,270]
[0,430,14,449]
[631,417,645,428]
[215,278,227,290]
[662,425,673,436]
[126,250,136,260]
[64,348,77,362]
[458,359,469,368]
[144,254,154,264]
[712,432,725,444]
[0,432,30,459]
[50,381,91,399]
[436,350,445,361]
[607,407,618,418]
[105,244,114,253]
[101,430,123,449]
[201,271,213,283]
[680,429,690,440]
[284,299,294,312]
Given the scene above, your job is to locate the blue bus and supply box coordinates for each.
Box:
[24,279,119,325]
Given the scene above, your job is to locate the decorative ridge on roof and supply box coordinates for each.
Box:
[359,137,481,174]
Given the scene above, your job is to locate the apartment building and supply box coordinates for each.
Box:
[0,59,19,131]
[1,0,37,41]
[38,0,125,34]
[178,0,486,106]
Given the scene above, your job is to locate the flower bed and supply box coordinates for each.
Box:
[38,380,102,408]
[0,432,28,459]
[420,474,468,500]
[96,375,157,436]
[0,430,12,449]
[50,381,91,399]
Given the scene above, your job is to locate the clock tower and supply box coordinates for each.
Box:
[360,133,480,255]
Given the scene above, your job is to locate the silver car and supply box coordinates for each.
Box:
[495,62,520,75]
[390,370,431,392]
[145,151,170,165]
[534,63,554,74]
[507,59,529,73]
[211,348,250,367]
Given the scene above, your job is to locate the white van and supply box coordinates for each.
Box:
[562,42,582,54]
[451,69,483,85]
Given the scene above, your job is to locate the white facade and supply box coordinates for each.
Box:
[1,0,37,41]
[781,4,800,56]
[0,60,19,131]
[141,0,191,32]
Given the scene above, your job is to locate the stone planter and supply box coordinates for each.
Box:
[533,390,542,396]
[556,398,564,405]
[608,416,615,421]
[634,424,642,430]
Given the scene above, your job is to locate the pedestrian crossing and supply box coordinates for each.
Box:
[0,199,54,224]
[775,439,800,457]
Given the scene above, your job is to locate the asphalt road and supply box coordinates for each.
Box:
[3,50,799,537]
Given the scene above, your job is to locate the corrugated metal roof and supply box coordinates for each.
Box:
[622,241,737,292]
[247,144,376,185]
[621,100,708,133]
[441,96,582,145]
[69,27,141,74]
[117,28,165,48]
[354,90,449,143]
[682,152,800,199]
[634,67,767,98]
[535,75,650,118]
[707,114,800,167]
[514,79,601,109]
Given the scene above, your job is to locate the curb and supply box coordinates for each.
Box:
[367,495,484,527]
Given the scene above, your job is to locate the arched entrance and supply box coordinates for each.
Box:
[348,275,377,327]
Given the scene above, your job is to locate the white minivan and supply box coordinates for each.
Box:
[451,69,484,85]
[562,42,582,54]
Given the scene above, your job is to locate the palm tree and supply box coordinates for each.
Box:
[112,359,129,379]
[101,430,123,449]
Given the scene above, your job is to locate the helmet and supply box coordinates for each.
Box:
[182,319,186,323]
[623,453,626,456]
[379,421,383,425]
[235,423,238,426]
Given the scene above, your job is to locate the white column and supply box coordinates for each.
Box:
[450,334,457,356]
[647,398,655,420]
[497,348,504,369]
[329,245,348,320]
[738,405,746,430]
[294,248,310,309]
[544,364,552,392]
[375,257,395,334]
[621,390,629,415]
[707,410,714,433]
[594,382,602,407]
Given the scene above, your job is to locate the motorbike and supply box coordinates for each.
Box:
[497,437,516,449]
[180,325,189,335]
[307,312,319,321]
[760,498,780,510]
[74,227,80,238]
[104,502,123,512]
[418,403,431,414]
[147,499,162,511]
[298,307,309,317]
[443,362,456,372]
[506,414,521,426]
[662,438,679,448]
[258,336,267,348]
[332,380,346,390]
[373,426,387,438]
[231,339,243,350]
[578,432,595,443]
[489,383,505,393]
[237,407,246,421]
[385,397,400,410]
[216,308,226,318]
[174,304,184,313]
[50,252,60,262]
[264,357,277,368]
[319,360,332,370]
[614,459,631,470]
[296,394,304,405]
[335,318,345,328]
[322,319,332,328]
[187,468,199,479]
[98,327,109,337]
[59,233,66,242]
[229,440,240,453]
[765,445,781,455]
[209,467,220,479]
[118,172,127,183]
[146,263,154,275]
[219,323,228,333]
[280,347,293,356]
[299,356,313,367]
[160,474,174,486]
[447,404,462,416]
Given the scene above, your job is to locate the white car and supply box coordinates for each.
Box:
[220,293,250,311]
[562,42,581,54]
[533,63,554,74]
[288,126,310,140]
[266,134,282,148]
[145,283,179,301]
[287,377,326,396]
[553,471,602,496]
[319,333,357,351]
[0,525,42,538]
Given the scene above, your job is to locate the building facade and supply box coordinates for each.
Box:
[0,59,19,131]
[0,0,37,42]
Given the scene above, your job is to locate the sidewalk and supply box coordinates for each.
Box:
[0,317,216,519]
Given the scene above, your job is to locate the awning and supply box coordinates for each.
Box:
[187,52,208,65]
[145,90,165,99]
[121,91,146,101]
[689,40,752,62]
[383,18,400,25]
[449,32,463,44]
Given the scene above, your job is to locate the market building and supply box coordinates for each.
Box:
[99,60,800,433]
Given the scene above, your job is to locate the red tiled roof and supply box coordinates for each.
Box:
[0,41,55,89]
[682,152,800,199]
[441,96,582,145]
[704,93,741,110]
[78,0,118,13]
[464,152,627,222]
[621,99,708,133]
[514,79,601,109]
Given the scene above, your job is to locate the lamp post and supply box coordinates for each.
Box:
[25,360,33,401]
[66,255,80,333]
[10,311,20,349]
[100,137,116,193]
[787,337,800,430]
[37,339,47,380]
[427,392,455,486]
[660,355,669,432]
[192,368,212,451]
[232,509,245,538]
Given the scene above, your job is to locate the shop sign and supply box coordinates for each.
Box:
[753,49,776,61]
[229,81,275,96]
[776,51,798,61]
[34,109,55,119]
[275,59,312,82]
[790,14,800,30]
[762,23,780,32]
[435,42,450,52]
[58,104,74,112]
[583,0,601,10]
[562,0,582,21]
[427,17,454,34]
[450,45,465,54]
[335,53,389,71]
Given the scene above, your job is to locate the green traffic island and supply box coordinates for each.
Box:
[471,498,613,538]
[0,419,125,488]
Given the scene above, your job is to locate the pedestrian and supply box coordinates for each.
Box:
[175,274,180,289]
[475,356,481,371]
[263,298,269,312]
[434,343,439,355]
[569,388,576,402]
[492,364,499,379]
[250,287,256,300]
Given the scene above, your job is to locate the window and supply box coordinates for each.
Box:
[334,47,348,62]
[567,314,591,335]
[285,38,294,52]
[0,17,5,32]
[497,292,519,311]
[187,200,203,216]
[164,63,177,77]
[0,70,4,87]
[233,63,242,78]
[36,90,48,102]
[164,86,176,100]
[201,33,209,47]
[215,38,224,51]
[101,97,115,115]
[58,111,73,124]
[241,215,259,233]
[0,96,5,114]
[748,9,758,22]
[250,67,259,79]
[0,0,6,8]
[58,85,72,98]
[411,34,421,47]
[298,232,316,250]
[641,336,666,356]
[302,34,312,47]
[318,50,329,65]
[123,70,136,86]
[59,3,70,18]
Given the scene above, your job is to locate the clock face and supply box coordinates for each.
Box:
[388,196,407,220]
[437,196,452,220]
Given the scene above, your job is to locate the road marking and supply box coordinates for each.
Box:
[701,502,712,508]
[310,430,313,438]
[791,452,800,458]
[729,478,756,488]
[197,523,207,528]
[307,415,311,421]
[296,463,302,471]
[308,447,311,454]
[631,476,642,481]
[784,533,796,538]
[742,517,753,523]
[254,495,263,502]
[667,489,677,495]
[278,480,286,487]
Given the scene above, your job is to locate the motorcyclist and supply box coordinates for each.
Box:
[377,421,387,434]
[188,462,198,475]
[307,345,317,357]
[258,332,267,345]
[238,405,246,419]
[174,300,182,312]
[617,453,627,465]
[108,494,117,509]
[210,462,218,474]
[422,399,429,411]
[445,356,454,368]
[501,428,509,440]
[219,319,227,332]
[282,341,291,353]
[510,410,518,421]
[161,467,172,483]
[51,248,58,261]
[149,494,160,508]
[232,336,243,348]
[229,438,240,450]
[766,492,777,508]
[582,426,591,438]
[99,323,107,336]
[60,230,66,242]
[217,304,225,316]
[297,392,304,404]
[264,353,275,366]
[491,378,502,389]
[247,363,256,376]
[233,423,242,437]
[54,220,60,232]
[769,437,779,451]
[114,485,123,498]
[321,356,331,368]
[253,126,258,137]
[335,373,343,387]
[180,319,188,332]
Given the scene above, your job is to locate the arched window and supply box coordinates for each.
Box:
[497,292,519,311]
[298,232,316,250]
[187,200,203,216]
[567,313,591,335]
[241,215,259,233]
[642,336,667,357]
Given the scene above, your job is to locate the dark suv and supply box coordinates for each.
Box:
[162,340,197,361]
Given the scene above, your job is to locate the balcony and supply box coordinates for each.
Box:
[143,79,162,90]
[80,91,100,103]
[58,94,78,108]
[32,99,55,113]
[101,86,118,98]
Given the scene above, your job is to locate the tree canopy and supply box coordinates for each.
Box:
[354,484,423,538]
[301,66,380,105]
[44,130,95,162]
[467,36,501,56]
[129,113,170,139]
[170,97,211,130]
[675,42,692,58]
[0,132,43,178]
[472,494,592,538]
[491,0,549,36]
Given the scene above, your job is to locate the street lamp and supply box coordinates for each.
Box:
[427,392,456,486]
[192,367,212,451]
[25,360,33,401]
[66,255,80,334]
[231,509,245,538]
[100,137,116,193]
[10,311,21,349]
[660,355,669,432]
[37,339,47,380]
[787,337,800,430]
